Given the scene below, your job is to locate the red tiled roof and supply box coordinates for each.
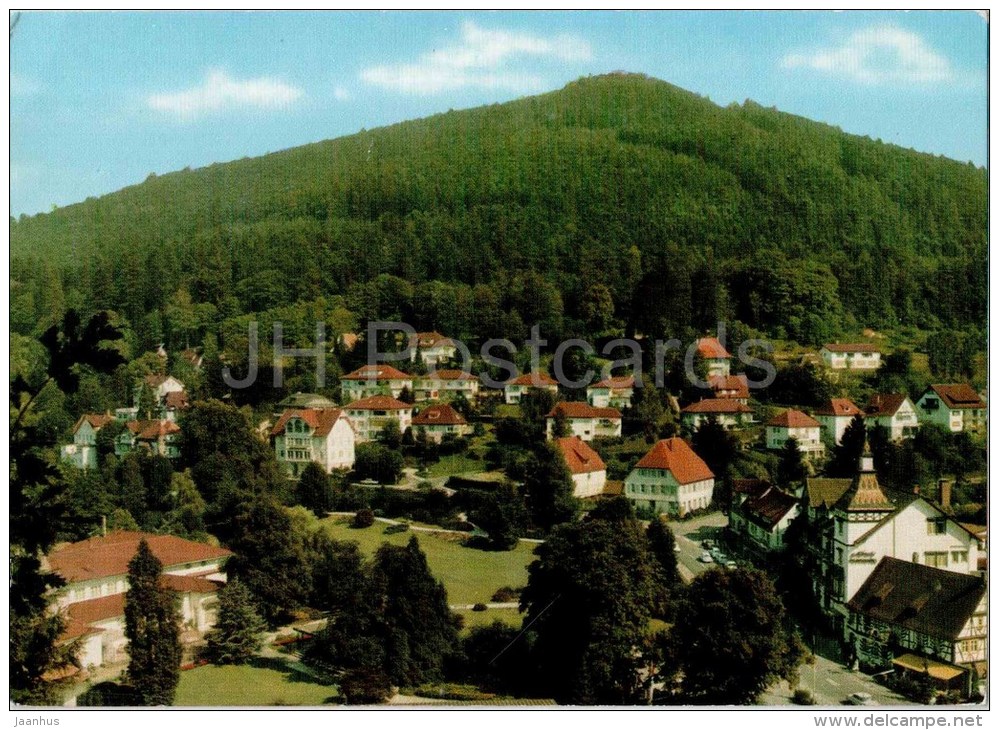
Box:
[681,398,752,415]
[555,436,606,475]
[342,364,412,381]
[927,384,985,410]
[127,419,181,441]
[766,410,820,428]
[635,438,714,484]
[590,375,635,390]
[413,404,467,427]
[697,337,732,359]
[164,390,190,410]
[162,573,223,594]
[66,594,126,626]
[732,478,772,498]
[345,395,412,411]
[271,408,347,438]
[423,369,476,381]
[743,488,799,529]
[865,393,909,417]
[410,331,456,349]
[708,374,749,400]
[509,372,558,387]
[547,402,622,420]
[72,414,114,434]
[814,398,863,417]
[48,532,232,583]
[822,343,879,353]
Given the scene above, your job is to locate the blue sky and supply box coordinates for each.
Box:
[9,10,988,216]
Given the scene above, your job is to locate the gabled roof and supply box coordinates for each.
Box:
[589,375,635,390]
[508,372,558,387]
[71,413,115,434]
[410,331,456,349]
[743,488,799,530]
[805,478,853,510]
[681,398,752,415]
[421,369,477,382]
[814,398,863,417]
[547,402,622,420]
[865,393,910,417]
[345,395,412,411]
[555,436,606,475]
[341,364,412,381]
[271,408,348,437]
[821,343,879,353]
[412,404,467,427]
[125,419,181,441]
[66,593,125,626]
[634,438,714,484]
[696,337,731,359]
[164,390,190,411]
[732,478,772,499]
[144,373,183,389]
[766,409,820,428]
[48,531,232,583]
[847,557,986,642]
[923,384,986,410]
[708,374,749,400]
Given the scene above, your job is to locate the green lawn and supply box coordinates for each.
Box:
[174,660,337,706]
[426,452,487,478]
[323,520,538,605]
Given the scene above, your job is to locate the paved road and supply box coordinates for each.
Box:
[762,653,912,707]
[668,511,730,582]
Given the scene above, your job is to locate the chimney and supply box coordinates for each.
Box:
[939,479,952,510]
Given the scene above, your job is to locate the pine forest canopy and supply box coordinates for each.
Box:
[10,73,987,349]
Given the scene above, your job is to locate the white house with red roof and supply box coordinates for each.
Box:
[504,372,559,404]
[341,364,414,402]
[696,337,732,378]
[681,398,754,431]
[586,375,635,409]
[708,374,750,404]
[814,398,863,445]
[545,401,622,441]
[555,436,607,498]
[414,369,480,403]
[819,343,881,370]
[344,396,413,442]
[409,332,458,367]
[624,437,714,516]
[271,407,355,476]
[115,419,181,459]
[765,409,824,458]
[412,404,471,443]
[865,393,920,441]
[729,485,800,552]
[61,414,115,469]
[916,384,987,434]
[47,531,231,670]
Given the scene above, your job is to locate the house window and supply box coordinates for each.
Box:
[924,552,948,568]
[951,550,968,563]
[927,518,947,535]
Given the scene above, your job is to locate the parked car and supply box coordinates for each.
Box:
[698,551,714,563]
[846,692,875,706]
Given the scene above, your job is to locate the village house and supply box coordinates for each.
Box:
[414,369,480,403]
[814,398,863,446]
[61,414,115,470]
[554,436,607,498]
[275,392,337,415]
[504,372,559,405]
[681,398,754,431]
[343,395,413,442]
[624,437,714,517]
[915,384,987,435]
[340,364,414,402]
[409,331,458,367]
[819,343,882,370]
[728,484,800,553]
[586,375,635,409]
[845,557,987,698]
[47,531,231,670]
[163,390,190,422]
[135,374,185,411]
[271,407,355,477]
[115,419,181,459]
[696,337,732,378]
[708,373,750,404]
[765,409,824,459]
[545,401,622,441]
[865,393,920,441]
[411,404,471,443]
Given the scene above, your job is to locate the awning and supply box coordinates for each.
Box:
[892,653,966,682]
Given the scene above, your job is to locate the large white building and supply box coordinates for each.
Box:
[765,409,824,458]
[915,384,987,435]
[624,437,715,516]
[554,435,607,498]
[414,369,480,403]
[545,402,622,441]
[343,395,413,442]
[271,407,356,477]
[819,343,881,370]
[61,414,115,470]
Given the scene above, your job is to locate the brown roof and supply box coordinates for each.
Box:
[547,402,622,420]
[602,480,624,496]
[555,436,606,475]
[743,488,799,530]
[590,375,635,390]
[412,404,467,427]
[162,573,223,594]
[72,413,115,434]
[126,419,181,441]
[697,337,732,359]
[926,384,985,410]
[66,593,125,626]
[732,478,772,498]
[634,438,714,484]
[340,333,360,351]
[271,408,347,438]
[144,373,172,388]
[681,398,752,415]
[411,331,456,349]
[164,390,190,410]
[865,393,909,417]
[341,364,412,381]
[822,343,879,353]
[766,409,820,428]
[814,398,863,417]
[509,372,558,387]
[805,478,853,509]
[847,557,986,642]
[345,395,412,411]
[422,369,476,381]
[48,532,232,583]
[709,374,749,400]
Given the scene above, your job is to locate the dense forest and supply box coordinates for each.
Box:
[10,73,987,358]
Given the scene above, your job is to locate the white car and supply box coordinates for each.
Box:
[698,551,714,563]
[846,692,875,706]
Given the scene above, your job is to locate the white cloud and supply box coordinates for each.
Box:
[147,69,304,120]
[361,21,592,95]
[781,25,955,85]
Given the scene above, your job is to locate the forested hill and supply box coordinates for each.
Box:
[10,72,987,348]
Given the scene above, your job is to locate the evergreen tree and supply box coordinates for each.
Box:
[125,539,182,706]
[827,415,866,477]
[203,578,266,665]
[297,461,334,516]
[776,437,806,488]
[523,442,579,531]
[646,517,681,589]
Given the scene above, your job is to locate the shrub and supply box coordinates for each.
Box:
[491,586,522,603]
[339,668,392,705]
[792,689,815,706]
[352,509,375,528]
[77,681,141,707]
[413,683,495,702]
[383,522,410,535]
[472,603,488,612]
